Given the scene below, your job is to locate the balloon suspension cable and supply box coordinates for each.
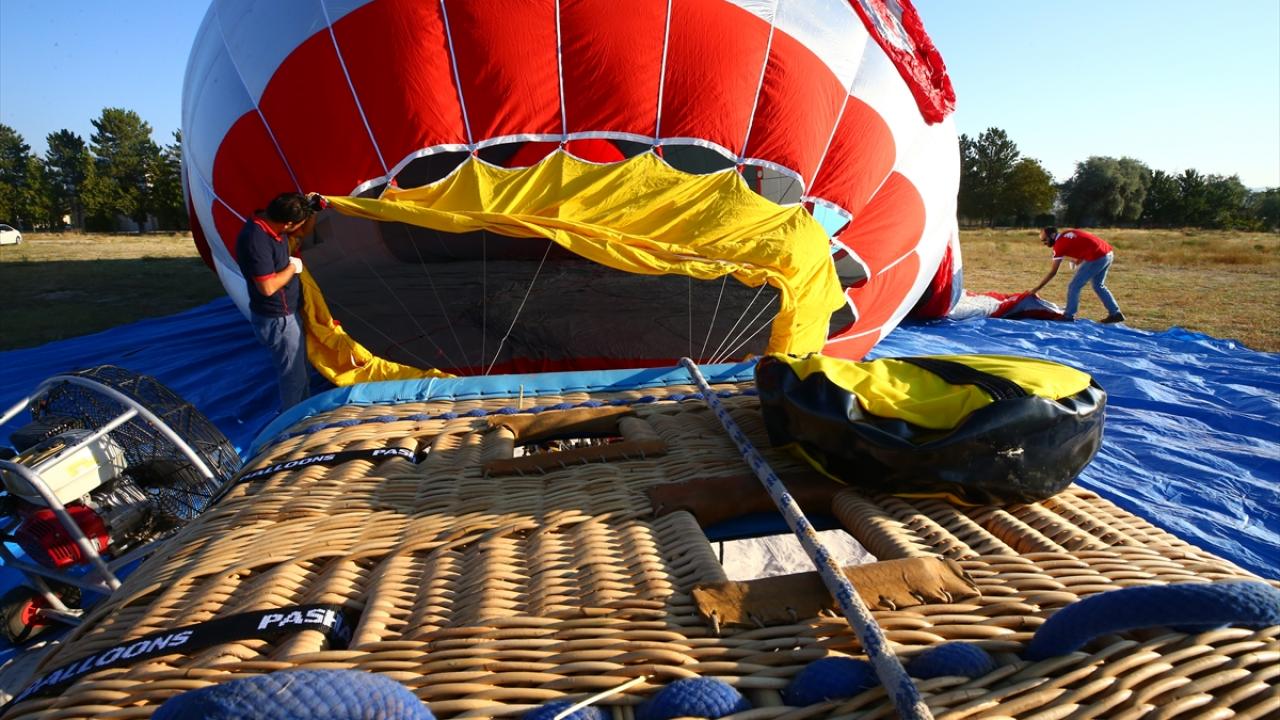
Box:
[337,232,461,369]
[687,276,693,360]
[710,294,777,365]
[396,223,469,367]
[679,357,934,720]
[485,240,553,375]
[321,291,443,371]
[705,281,768,364]
[698,275,729,360]
[480,232,488,371]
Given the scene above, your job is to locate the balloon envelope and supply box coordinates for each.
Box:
[182,0,959,381]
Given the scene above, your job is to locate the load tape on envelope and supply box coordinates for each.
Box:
[755,354,1106,504]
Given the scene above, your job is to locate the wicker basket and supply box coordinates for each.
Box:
[5,380,1275,719]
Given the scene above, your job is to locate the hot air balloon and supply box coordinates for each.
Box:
[181,0,959,384]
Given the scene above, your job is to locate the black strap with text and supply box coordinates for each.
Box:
[7,603,359,708]
[236,446,421,485]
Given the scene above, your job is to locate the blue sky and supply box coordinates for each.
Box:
[1,1,1277,188]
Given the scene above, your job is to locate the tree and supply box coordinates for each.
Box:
[45,129,93,229]
[0,124,32,226]
[1060,156,1151,226]
[957,127,1021,226]
[89,107,160,231]
[1249,188,1280,231]
[1142,169,1182,227]
[1202,174,1249,229]
[150,130,188,231]
[1176,169,1208,227]
[1001,158,1056,226]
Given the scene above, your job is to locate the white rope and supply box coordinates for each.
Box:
[319,0,387,175]
[211,5,300,191]
[340,236,460,369]
[484,241,554,375]
[698,275,730,360]
[738,0,782,162]
[321,295,439,370]
[679,358,934,720]
[687,276,693,359]
[706,281,768,364]
[710,295,777,365]
[394,224,469,367]
[439,0,474,147]
[653,0,674,140]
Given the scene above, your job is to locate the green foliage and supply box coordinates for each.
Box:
[1142,170,1182,226]
[1060,156,1151,226]
[44,129,93,229]
[17,156,53,228]
[1249,189,1280,231]
[150,130,188,231]
[957,129,1055,227]
[0,124,32,225]
[958,128,1022,226]
[1201,175,1249,229]
[1002,158,1056,226]
[89,108,161,230]
[1141,168,1268,231]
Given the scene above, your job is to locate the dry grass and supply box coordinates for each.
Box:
[959,228,1280,352]
[1,229,1277,353]
[0,233,224,350]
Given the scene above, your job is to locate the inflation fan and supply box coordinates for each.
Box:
[0,366,240,642]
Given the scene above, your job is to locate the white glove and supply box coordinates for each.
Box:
[289,256,304,274]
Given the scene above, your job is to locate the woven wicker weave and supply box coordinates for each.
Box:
[5,381,1276,719]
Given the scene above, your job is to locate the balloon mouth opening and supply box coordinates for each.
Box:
[303,215,860,376]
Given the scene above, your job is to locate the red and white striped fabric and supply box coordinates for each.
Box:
[182,0,959,362]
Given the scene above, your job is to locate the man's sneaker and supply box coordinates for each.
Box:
[1101,312,1126,324]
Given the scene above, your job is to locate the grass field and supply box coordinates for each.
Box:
[961,228,1279,352]
[1,228,1277,353]
[0,234,224,350]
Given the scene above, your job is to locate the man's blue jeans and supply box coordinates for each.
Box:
[251,311,310,411]
[1065,252,1121,318]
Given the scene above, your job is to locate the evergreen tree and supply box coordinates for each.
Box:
[0,124,32,226]
[45,129,93,229]
[957,128,1020,226]
[1142,170,1182,227]
[150,130,188,231]
[17,156,54,228]
[1176,169,1208,227]
[89,108,161,231]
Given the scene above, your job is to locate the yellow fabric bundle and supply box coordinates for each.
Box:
[307,150,845,384]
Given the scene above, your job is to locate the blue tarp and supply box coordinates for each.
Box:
[2,297,1276,580]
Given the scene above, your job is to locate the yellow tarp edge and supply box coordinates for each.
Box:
[776,353,1093,430]
[306,151,844,385]
[300,271,455,385]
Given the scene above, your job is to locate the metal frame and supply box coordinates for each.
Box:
[0,374,221,629]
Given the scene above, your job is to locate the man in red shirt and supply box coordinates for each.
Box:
[1028,227,1125,323]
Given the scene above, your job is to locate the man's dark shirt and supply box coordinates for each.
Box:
[236,218,300,317]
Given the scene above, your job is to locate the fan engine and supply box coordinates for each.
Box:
[0,366,241,641]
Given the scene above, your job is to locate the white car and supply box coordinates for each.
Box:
[0,224,21,245]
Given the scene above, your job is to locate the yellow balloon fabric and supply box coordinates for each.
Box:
[312,150,844,383]
[776,353,1094,430]
[299,271,455,385]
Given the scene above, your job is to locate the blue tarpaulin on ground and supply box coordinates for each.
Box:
[1,297,1276,583]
